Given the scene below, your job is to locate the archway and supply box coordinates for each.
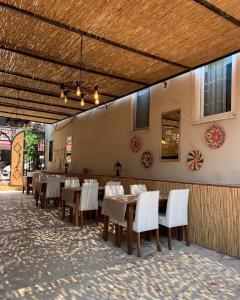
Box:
[0,131,11,185]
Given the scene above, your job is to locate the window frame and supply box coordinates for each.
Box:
[133,88,150,131]
[193,54,237,123]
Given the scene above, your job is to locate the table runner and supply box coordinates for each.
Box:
[102,195,137,223]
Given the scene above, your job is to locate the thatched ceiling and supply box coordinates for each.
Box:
[0,0,239,123]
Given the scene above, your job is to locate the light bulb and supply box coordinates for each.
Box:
[76,83,81,97]
[80,96,85,106]
[60,84,65,98]
[64,94,68,104]
[94,85,99,104]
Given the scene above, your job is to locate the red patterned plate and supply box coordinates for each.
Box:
[205,125,225,149]
[130,136,141,153]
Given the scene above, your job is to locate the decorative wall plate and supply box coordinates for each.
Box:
[141,151,153,168]
[205,125,225,149]
[130,136,141,153]
[187,149,204,171]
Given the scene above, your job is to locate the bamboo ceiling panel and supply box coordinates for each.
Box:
[0,0,239,123]
[207,0,240,19]
[1,0,239,66]
[0,111,56,123]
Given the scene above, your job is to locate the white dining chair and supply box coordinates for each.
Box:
[159,189,190,250]
[106,181,121,186]
[65,177,80,188]
[84,179,97,183]
[119,191,160,257]
[67,183,99,226]
[102,185,125,245]
[40,176,62,208]
[130,184,147,195]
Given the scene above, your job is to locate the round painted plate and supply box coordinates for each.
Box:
[130,136,141,153]
[205,125,225,149]
[141,151,153,168]
[187,149,204,171]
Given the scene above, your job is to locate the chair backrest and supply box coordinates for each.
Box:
[104,185,124,197]
[165,189,189,227]
[134,191,159,232]
[130,184,147,195]
[65,177,80,188]
[46,176,61,198]
[32,173,41,189]
[39,174,47,183]
[106,181,121,186]
[80,183,99,211]
[84,179,97,183]
[56,175,66,182]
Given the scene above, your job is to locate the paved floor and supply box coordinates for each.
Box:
[0,192,240,300]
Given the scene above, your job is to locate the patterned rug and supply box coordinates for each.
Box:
[0,192,239,299]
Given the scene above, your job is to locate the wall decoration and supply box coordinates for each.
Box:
[141,151,153,168]
[187,149,204,171]
[205,125,225,149]
[130,136,141,153]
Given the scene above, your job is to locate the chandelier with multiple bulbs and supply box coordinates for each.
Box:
[59,36,100,107]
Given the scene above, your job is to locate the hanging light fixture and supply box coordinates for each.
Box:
[64,93,68,104]
[60,84,65,98]
[94,85,99,105]
[60,36,100,107]
[80,94,85,106]
[76,81,81,97]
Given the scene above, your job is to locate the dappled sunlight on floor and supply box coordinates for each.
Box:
[0,192,239,299]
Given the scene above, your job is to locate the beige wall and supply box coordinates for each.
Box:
[46,54,240,185]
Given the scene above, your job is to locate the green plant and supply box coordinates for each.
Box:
[24,125,40,170]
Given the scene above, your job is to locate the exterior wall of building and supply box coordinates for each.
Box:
[45,54,240,185]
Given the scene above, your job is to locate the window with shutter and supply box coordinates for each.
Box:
[202,56,232,117]
[133,88,150,130]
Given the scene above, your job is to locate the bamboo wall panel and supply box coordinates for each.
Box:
[71,174,240,258]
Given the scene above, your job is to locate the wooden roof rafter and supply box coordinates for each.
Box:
[0,1,190,70]
[0,45,146,86]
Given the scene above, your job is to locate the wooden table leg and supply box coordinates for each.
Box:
[74,192,79,226]
[62,200,65,220]
[103,215,109,241]
[127,205,134,255]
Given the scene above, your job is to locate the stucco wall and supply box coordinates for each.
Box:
[45,54,240,185]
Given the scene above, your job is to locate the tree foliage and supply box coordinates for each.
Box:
[24,124,41,170]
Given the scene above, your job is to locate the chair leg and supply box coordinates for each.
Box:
[167,228,172,250]
[118,226,123,247]
[156,228,161,252]
[114,224,119,246]
[69,208,73,222]
[137,232,141,257]
[95,210,99,226]
[62,201,65,220]
[80,211,84,227]
[184,225,190,246]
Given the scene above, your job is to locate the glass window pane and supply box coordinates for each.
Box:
[204,56,232,116]
[134,88,150,129]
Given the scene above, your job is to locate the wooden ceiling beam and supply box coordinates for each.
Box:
[0,82,94,105]
[0,45,146,85]
[0,98,75,117]
[0,69,117,98]
[193,0,240,27]
[0,110,57,123]
[0,94,82,112]
[0,1,190,70]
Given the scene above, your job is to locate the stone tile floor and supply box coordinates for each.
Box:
[0,191,239,300]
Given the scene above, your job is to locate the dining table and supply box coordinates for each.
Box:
[61,186,105,226]
[102,192,169,255]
